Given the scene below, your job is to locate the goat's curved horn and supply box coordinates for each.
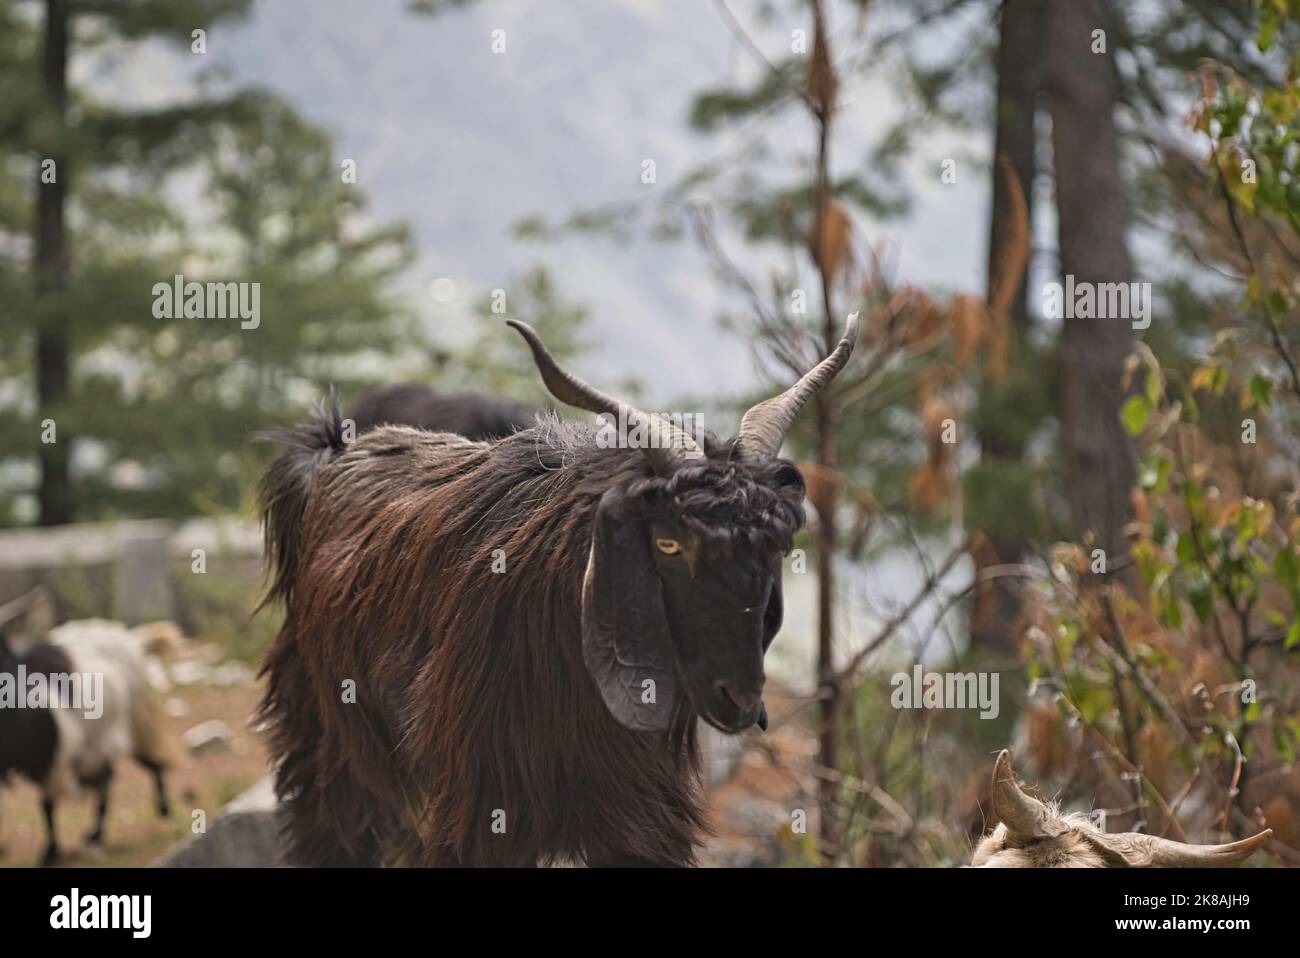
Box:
[733,311,861,460]
[1085,828,1273,868]
[507,320,701,472]
[990,749,1069,841]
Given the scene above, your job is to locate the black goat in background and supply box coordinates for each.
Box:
[346,383,536,440]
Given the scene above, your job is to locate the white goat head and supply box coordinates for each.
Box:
[972,750,1272,868]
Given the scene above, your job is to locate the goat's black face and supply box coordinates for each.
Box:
[580,456,805,734]
[648,517,785,732]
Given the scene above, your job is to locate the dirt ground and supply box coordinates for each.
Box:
[0,679,268,868]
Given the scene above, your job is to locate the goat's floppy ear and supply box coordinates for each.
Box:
[581,489,677,732]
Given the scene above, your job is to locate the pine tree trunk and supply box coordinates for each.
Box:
[975,0,1047,648]
[36,0,72,526]
[987,0,1044,339]
[1047,0,1136,559]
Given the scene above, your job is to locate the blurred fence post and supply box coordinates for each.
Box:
[115,529,176,625]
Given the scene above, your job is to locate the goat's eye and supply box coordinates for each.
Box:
[655,538,681,555]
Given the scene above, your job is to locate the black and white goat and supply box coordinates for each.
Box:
[0,619,172,866]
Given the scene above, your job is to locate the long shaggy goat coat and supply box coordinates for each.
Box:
[259,412,803,866]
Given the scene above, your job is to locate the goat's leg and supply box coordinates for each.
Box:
[40,793,60,867]
[135,755,170,818]
[83,767,113,846]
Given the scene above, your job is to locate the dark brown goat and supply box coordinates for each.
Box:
[258,316,859,866]
[346,383,535,440]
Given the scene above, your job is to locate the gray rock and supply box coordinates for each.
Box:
[156,777,284,868]
[698,838,779,868]
[727,795,789,836]
[183,719,234,756]
[169,660,208,686]
[208,660,255,687]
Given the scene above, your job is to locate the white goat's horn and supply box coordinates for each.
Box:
[1086,828,1273,867]
[990,749,1069,841]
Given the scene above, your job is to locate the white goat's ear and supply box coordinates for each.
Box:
[1082,828,1273,868]
[990,749,1069,841]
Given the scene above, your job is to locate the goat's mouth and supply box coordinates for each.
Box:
[700,687,768,734]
